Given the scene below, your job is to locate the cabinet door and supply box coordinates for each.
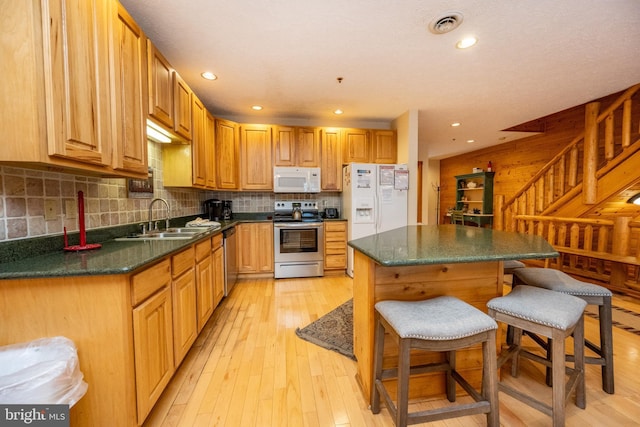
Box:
[256,223,274,272]
[112,2,148,175]
[195,254,213,332]
[133,286,174,423]
[240,124,273,190]
[205,111,216,188]
[215,119,239,189]
[147,40,174,129]
[273,126,296,166]
[173,72,192,140]
[212,245,224,307]
[191,95,207,187]
[237,222,274,273]
[44,0,111,166]
[172,268,197,365]
[372,130,397,164]
[343,128,370,163]
[320,128,342,191]
[297,127,321,167]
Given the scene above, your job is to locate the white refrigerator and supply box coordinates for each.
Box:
[342,163,409,277]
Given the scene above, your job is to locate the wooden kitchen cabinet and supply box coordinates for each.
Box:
[240,124,273,190]
[171,247,197,366]
[216,118,240,189]
[212,234,225,307]
[324,220,347,272]
[131,259,174,423]
[195,238,214,332]
[112,2,148,175]
[371,130,397,164]
[273,126,320,167]
[191,95,207,187]
[273,126,296,166]
[320,128,343,191]
[173,72,193,140]
[343,128,370,163]
[237,222,274,274]
[1,0,150,177]
[205,111,217,188]
[297,127,321,167]
[147,40,175,130]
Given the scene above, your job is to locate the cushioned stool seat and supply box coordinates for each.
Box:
[513,267,614,394]
[487,286,587,427]
[371,296,499,427]
[503,260,525,275]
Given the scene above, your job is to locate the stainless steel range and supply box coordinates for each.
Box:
[273,200,324,279]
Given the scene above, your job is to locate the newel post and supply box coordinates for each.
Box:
[494,195,504,231]
[583,102,600,204]
[610,217,631,287]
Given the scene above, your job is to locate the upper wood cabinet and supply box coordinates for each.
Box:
[205,111,217,188]
[112,2,148,175]
[343,128,370,163]
[147,40,174,130]
[191,95,207,187]
[273,126,320,167]
[372,130,397,164]
[173,72,192,140]
[216,118,240,189]
[240,124,273,190]
[320,128,343,191]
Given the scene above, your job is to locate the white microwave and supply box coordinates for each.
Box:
[273,167,321,193]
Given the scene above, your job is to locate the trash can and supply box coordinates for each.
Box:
[0,336,88,407]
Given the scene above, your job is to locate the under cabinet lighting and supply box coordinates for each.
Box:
[146,120,172,143]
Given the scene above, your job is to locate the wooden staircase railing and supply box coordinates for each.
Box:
[500,83,640,230]
[512,214,640,298]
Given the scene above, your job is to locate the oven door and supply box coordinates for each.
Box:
[274,222,324,278]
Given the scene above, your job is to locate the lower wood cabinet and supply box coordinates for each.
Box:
[324,220,347,272]
[171,247,197,366]
[237,222,274,274]
[195,238,214,332]
[212,234,225,307]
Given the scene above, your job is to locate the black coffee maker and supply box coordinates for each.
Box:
[222,200,233,220]
[203,199,223,221]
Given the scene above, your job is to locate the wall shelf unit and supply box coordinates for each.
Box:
[455,172,495,227]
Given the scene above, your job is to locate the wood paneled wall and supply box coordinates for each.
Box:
[439,88,640,225]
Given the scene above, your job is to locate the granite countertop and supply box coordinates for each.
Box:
[348,224,558,266]
[0,213,274,280]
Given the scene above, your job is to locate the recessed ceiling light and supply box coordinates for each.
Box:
[334,109,344,115]
[252,105,263,111]
[451,122,461,127]
[467,139,475,143]
[456,37,478,49]
[201,71,217,80]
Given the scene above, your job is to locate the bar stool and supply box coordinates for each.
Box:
[487,286,586,427]
[370,296,499,427]
[503,260,525,275]
[513,267,614,394]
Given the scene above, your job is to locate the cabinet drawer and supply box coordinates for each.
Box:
[325,232,346,242]
[195,238,211,261]
[131,259,171,306]
[325,241,346,254]
[211,233,223,251]
[325,254,346,269]
[324,221,346,233]
[172,247,195,278]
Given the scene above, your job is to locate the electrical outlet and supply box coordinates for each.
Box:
[65,200,77,219]
[44,199,58,221]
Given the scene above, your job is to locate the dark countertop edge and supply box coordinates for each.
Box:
[369,251,560,267]
[0,214,276,280]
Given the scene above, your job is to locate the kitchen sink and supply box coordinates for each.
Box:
[114,225,219,241]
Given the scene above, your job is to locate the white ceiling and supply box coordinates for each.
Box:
[120,0,640,159]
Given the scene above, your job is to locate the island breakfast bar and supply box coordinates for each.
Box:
[348,224,558,404]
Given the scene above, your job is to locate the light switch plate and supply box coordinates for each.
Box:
[44,199,58,221]
[65,200,77,219]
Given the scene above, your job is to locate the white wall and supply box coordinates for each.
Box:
[393,110,419,225]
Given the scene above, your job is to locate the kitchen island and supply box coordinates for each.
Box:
[348,224,558,403]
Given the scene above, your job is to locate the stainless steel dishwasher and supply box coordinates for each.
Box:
[223,226,238,296]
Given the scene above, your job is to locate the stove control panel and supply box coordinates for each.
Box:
[274,200,319,211]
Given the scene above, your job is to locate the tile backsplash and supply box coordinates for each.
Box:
[0,142,341,242]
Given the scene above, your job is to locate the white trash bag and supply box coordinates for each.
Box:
[0,336,88,407]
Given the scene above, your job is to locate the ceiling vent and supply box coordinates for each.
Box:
[428,12,463,34]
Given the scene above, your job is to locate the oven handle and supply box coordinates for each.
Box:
[274,222,323,228]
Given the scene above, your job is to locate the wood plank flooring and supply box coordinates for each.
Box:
[143,275,640,426]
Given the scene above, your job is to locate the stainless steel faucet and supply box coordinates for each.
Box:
[148,198,170,231]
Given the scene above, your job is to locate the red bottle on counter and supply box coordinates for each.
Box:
[487,161,493,172]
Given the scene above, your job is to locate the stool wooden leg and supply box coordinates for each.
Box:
[396,339,411,427]
[446,350,456,402]
[600,296,615,394]
[371,317,385,414]
[511,327,522,377]
[483,330,500,427]
[574,317,586,409]
[551,329,566,427]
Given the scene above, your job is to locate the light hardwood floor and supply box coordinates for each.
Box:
[143,275,640,426]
